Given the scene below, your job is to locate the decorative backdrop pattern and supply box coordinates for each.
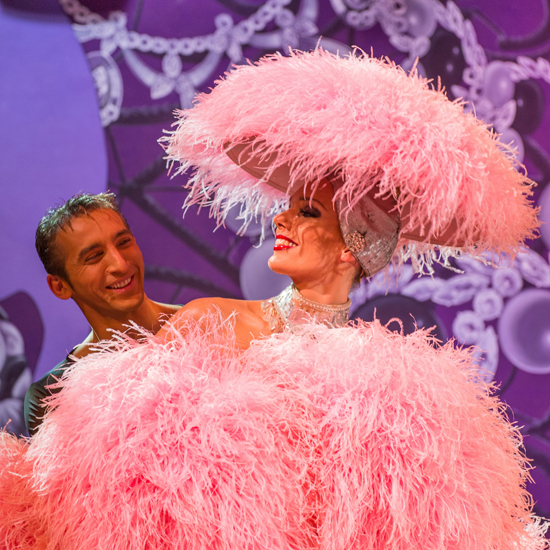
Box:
[1,0,549,518]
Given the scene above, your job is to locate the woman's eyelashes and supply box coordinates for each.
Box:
[299,206,320,218]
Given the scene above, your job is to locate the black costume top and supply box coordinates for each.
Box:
[24,353,75,436]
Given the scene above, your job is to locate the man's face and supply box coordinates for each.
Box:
[54,209,145,318]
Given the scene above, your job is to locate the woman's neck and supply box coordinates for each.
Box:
[293,280,351,306]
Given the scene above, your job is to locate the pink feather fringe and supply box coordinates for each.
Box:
[162,49,539,272]
[0,432,49,549]
[0,317,548,549]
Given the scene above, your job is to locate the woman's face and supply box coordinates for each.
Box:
[268,182,350,285]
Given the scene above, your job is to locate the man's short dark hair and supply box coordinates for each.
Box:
[36,193,130,281]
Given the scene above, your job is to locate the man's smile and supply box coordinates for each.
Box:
[107,275,134,290]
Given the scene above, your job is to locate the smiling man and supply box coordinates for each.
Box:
[24,193,180,436]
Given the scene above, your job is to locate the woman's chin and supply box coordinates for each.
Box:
[267,255,293,277]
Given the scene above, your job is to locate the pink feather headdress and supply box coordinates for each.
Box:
[162,49,539,274]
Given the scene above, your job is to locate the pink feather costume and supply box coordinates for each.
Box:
[1,317,548,549]
[0,50,547,549]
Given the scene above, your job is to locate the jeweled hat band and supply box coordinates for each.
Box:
[331,176,401,278]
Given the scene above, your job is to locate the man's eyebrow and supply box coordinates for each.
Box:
[114,229,132,240]
[77,229,132,261]
[299,196,327,210]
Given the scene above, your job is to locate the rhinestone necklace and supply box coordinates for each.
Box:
[261,284,351,334]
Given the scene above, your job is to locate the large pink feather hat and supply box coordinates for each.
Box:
[162,49,539,275]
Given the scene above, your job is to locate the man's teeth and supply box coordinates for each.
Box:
[109,277,132,289]
[275,238,297,247]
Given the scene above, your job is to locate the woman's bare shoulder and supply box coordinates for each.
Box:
[188,297,249,315]
[157,296,269,346]
[164,297,255,327]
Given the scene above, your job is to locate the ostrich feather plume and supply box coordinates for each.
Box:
[0,317,547,549]
[25,316,315,550]
[162,49,539,272]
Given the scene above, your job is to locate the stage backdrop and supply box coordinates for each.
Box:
[1,0,550,517]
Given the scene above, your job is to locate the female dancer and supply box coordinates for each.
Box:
[1,50,548,550]
[164,180,359,348]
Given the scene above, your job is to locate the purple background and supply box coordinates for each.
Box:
[1,0,549,518]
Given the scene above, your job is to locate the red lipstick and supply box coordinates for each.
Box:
[274,234,298,250]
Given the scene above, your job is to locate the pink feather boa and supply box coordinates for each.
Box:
[1,318,548,549]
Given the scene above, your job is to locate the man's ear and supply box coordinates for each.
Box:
[47,274,73,300]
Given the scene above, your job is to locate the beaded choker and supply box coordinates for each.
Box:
[261,284,350,334]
